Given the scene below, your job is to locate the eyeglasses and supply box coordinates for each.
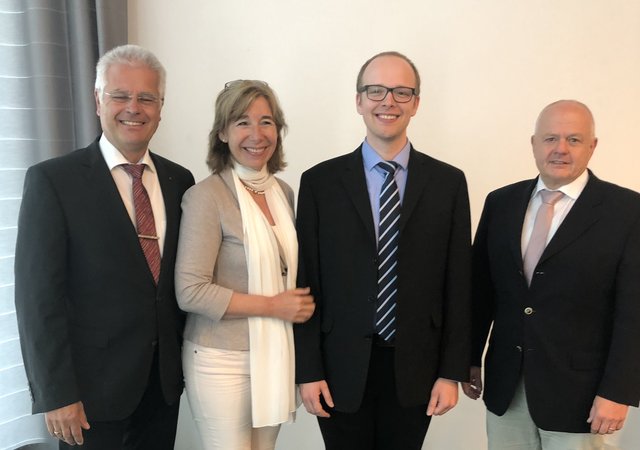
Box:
[359,85,416,103]
[103,91,162,106]
[224,80,269,89]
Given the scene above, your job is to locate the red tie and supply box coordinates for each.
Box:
[121,164,161,284]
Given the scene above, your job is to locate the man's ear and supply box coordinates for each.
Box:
[94,90,101,116]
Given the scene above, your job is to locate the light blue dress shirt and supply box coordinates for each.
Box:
[361,138,410,242]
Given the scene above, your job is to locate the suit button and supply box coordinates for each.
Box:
[516,345,522,352]
[524,307,534,315]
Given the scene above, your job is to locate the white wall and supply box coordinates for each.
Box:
[128,1,640,448]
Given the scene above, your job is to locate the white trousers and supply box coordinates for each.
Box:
[183,340,280,450]
[487,378,615,450]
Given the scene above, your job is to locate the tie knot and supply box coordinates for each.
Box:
[540,189,564,206]
[378,161,399,176]
[122,164,146,179]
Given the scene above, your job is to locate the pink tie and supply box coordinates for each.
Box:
[122,164,161,284]
[523,190,564,286]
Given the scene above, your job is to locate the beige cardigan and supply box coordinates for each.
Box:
[175,168,295,349]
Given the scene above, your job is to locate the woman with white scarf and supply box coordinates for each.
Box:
[176,80,315,450]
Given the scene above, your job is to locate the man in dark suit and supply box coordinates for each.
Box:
[294,51,472,449]
[462,100,640,449]
[14,45,194,449]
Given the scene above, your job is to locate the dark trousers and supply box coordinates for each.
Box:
[318,343,431,450]
[60,352,180,450]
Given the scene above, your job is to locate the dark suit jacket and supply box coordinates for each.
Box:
[294,145,472,412]
[14,138,195,421]
[471,171,640,432]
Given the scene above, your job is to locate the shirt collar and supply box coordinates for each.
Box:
[99,134,157,174]
[361,138,411,173]
[533,169,589,200]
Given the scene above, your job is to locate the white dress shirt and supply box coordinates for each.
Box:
[521,170,589,255]
[99,134,166,255]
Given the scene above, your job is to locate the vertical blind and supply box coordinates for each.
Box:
[0,1,125,448]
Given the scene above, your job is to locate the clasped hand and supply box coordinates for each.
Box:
[270,287,315,323]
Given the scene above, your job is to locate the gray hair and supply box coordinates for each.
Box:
[94,44,166,98]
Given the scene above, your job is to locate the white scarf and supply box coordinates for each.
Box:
[231,162,299,427]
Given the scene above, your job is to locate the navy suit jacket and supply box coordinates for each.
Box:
[472,171,640,432]
[14,139,195,420]
[294,145,472,412]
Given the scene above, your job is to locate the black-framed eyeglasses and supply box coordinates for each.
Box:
[359,85,416,103]
[224,80,269,89]
[104,91,162,106]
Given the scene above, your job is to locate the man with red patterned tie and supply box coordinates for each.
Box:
[15,45,194,449]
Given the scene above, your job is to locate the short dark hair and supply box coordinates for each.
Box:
[356,51,421,95]
[207,80,288,174]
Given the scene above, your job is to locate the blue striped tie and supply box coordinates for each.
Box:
[376,161,401,342]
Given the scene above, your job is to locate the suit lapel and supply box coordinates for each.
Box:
[82,143,169,286]
[81,142,140,243]
[399,148,429,232]
[509,180,537,269]
[153,153,182,287]
[340,148,376,243]
[80,142,157,281]
[539,174,604,264]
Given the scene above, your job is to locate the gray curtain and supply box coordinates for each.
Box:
[0,1,126,448]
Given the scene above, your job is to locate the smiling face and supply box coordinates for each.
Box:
[531,101,597,189]
[218,96,277,171]
[95,63,162,162]
[356,55,420,156]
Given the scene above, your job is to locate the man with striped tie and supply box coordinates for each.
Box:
[295,51,473,449]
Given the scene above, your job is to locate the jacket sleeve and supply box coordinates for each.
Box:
[438,172,473,381]
[597,205,640,406]
[174,182,235,321]
[293,171,326,383]
[470,194,496,367]
[14,165,81,413]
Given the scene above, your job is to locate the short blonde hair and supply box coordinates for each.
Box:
[356,51,421,95]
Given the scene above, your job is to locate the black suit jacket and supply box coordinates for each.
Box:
[472,171,640,432]
[14,139,195,421]
[294,146,472,412]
